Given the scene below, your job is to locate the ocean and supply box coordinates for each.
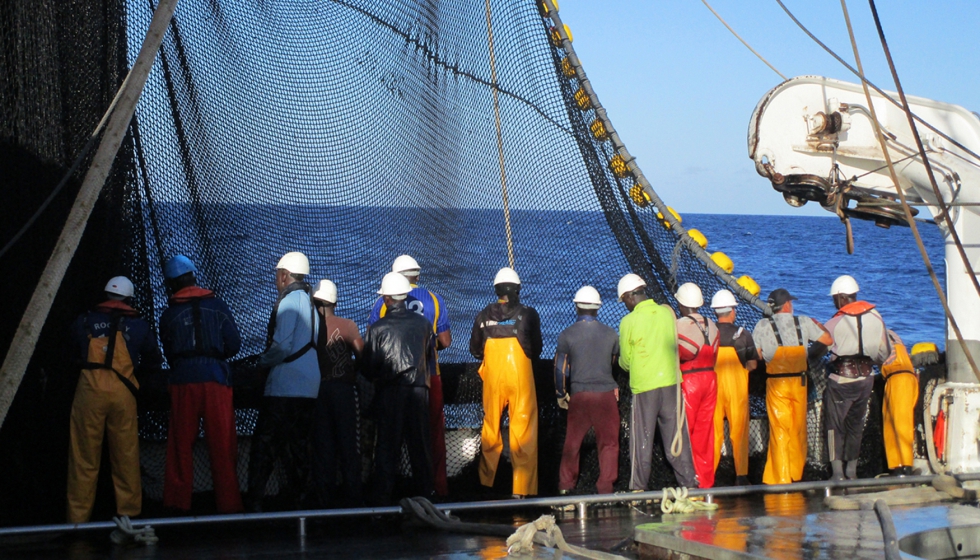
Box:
[166,207,947,363]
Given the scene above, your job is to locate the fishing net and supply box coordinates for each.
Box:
[1,0,901,521]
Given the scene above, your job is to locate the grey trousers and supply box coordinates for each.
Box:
[824,375,874,462]
[630,384,697,489]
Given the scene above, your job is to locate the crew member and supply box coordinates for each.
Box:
[312,279,364,507]
[554,286,620,495]
[369,255,451,496]
[617,274,697,489]
[752,288,832,485]
[247,252,320,512]
[881,329,918,476]
[470,267,542,498]
[675,282,719,489]
[710,290,757,486]
[159,255,243,513]
[67,276,161,523]
[362,272,436,504]
[824,275,890,481]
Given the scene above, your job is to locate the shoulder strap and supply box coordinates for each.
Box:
[768,317,783,346]
[84,313,139,398]
[171,299,224,360]
[857,314,864,356]
[793,316,803,346]
[283,293,317,363]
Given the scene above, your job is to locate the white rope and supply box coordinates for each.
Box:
[660,487,718,514]
[110,515,158,545]
[505,514,629,559]
[700,0,787,80]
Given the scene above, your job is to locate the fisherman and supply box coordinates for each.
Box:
[159,255,243,513]
[67,276,162,523]
[617,273,697,489]
[880,329,918,476]
[247,252,320,512]
[469,267,542,498]
[675,282,720,489]
[362,272,436,504]
[311,279,364,507]
[554,286,620,495]
[710,289,757,486]
[823,275,890,481]
[752,288,832,485]
[368,255,452,496]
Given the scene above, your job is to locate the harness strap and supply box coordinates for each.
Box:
[769,316,803,347]
[768,317,782,346]
[682,367,716,375]
[768,372,806,379]
[283,295,317,363]
[171,299,224,360]
[83,312,139,398]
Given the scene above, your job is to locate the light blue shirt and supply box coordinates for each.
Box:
[259,289,320,398]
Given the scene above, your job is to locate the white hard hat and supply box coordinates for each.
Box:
[378,271,412,298]
[104,276,134,298]
[276,251,310,275]
[573,286,602,309]
[617,273,646,301]
[830,274,860,296]
[391,255,421,274]
[710,289,738,309]
[312,279,338,304]
[493,267,521,286]
[675,282,704,308]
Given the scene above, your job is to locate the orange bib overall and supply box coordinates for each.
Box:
[881,343,918,469]
[479,337,538,496]
[763,342,808,485]
[714,346,750,476]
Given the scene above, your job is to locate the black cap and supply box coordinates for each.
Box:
[767,288,797,309]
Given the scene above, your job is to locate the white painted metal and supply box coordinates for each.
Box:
[930,383,980,474]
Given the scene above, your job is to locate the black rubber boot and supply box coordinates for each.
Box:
[845,460,858,480]
[735,475,750,486]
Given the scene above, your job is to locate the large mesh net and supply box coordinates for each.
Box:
[1,0,909,523]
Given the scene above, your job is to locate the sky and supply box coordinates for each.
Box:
[554,0,980,215]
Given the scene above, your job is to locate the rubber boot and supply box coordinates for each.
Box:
[845,460,858,480]
[830,460,844,482]
[735,475,750,486]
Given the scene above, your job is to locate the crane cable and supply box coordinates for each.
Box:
[484,0,516,270]
[837,0,980,382]
[774,0,980,167]
[700,0,787,81]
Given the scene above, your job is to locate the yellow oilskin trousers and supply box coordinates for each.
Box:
[763,345,808,485]
[67,335,142,523]
[479,337,538,496]
[882,343,918,469]
[714,347,749,476]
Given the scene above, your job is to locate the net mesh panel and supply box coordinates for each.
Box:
[0,0,904,521]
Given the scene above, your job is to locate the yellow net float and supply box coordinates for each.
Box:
[911,342,938,355]
[656,206,681,228]
[561,57,576,78]
[609,154,630,178]
[629,184,650,207]
[687,228,708,249]
[538,0,559,16]
[574,87,592,110]
[590,119,607,140]
[550,24,573,47]
[711,251,734,274]
[737,275,761,297]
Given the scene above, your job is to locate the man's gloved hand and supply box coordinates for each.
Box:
[557,394,570,410]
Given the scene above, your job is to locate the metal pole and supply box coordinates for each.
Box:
[2,473,979,537]
[0,0,181,429]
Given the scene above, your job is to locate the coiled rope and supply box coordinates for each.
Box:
[660,487,718,514]
[109,515,158,545]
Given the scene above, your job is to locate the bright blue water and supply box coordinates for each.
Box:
[164,207,946,362]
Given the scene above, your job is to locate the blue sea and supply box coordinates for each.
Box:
[154,207,946,363]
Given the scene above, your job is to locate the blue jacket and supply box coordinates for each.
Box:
[258,283,320,398]
[159,286,242,385]
[71,300,162,371]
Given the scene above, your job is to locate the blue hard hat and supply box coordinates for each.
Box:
[164,255,197,279]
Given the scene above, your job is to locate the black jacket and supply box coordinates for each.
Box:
[469,301,542,361]
[362,305,434,388]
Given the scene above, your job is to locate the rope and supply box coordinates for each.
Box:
[399,497,627,560]
[700,0,786,80]
[109,515,158,545]
[773,0,980,166]
[484,0,516,270]
[837,0,980,382]
[660,487,718,514]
